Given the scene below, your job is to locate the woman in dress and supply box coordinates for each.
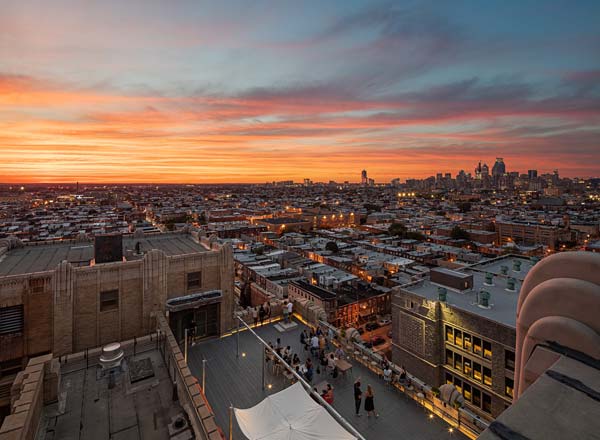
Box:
[364,385,379,418]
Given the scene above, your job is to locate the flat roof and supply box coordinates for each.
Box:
[291,280,337,300]
[403,256,534,328]
[36,349,187,440]
[0,234,208,276]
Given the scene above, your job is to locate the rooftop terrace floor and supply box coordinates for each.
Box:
[188,318,465,440]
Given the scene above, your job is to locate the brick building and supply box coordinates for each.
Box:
[0,231,234,415]
[392,256,534,420]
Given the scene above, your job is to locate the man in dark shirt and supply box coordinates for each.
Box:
[354,378,362,416]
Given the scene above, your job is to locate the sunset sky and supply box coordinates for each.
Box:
[1,0,599,183]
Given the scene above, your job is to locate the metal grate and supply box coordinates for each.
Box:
[0,305,24,335]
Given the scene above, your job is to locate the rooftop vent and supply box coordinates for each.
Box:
[484,272,494,286]
[477,290,491,309]
[500,265,509,275]
[99,342,124,370]
[506,277,517,292]
[513,260,522,272]
[438,286,447,302]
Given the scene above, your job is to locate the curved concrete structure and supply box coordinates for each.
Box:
[514,251,600,398]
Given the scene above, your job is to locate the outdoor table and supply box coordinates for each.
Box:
[335,358,353,377]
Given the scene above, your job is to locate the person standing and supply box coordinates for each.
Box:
[311,334,319,357]
[354,379,362,416]
[287,301,293,322]
[364,385,378,418]
[283,300,289,323]
[252,307,258,327]
[258,304,265,326]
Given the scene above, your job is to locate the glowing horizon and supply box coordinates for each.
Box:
[1,1,599,183]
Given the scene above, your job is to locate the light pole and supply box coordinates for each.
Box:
[184,328,188,363]
[202,358,207,392]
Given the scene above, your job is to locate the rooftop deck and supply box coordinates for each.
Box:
[188,319,465,439]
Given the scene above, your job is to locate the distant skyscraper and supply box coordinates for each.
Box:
[482,163,490,177]
[528,169,538,180]
[492,158,506,177]
[361,169,368,185]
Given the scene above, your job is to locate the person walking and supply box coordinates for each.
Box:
[354,379,362,416]
[252,307,258,327]
[364,385,378,418]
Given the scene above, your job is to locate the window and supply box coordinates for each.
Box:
[446,373,453,385]
[472,388,481,407]
[483,341,492,359]
[454,354,463,371]
[446,349,454,366]
[505,350,515,371]
[453,376,462,393]
[100,290,119,312]
[187,271,201,290]
[505,377,514,398]
[473,337,482,356]
[464,358,472,376]
[446,325,453,343]
[454,330,463,347]
[482,393,492,413]
[463,333,472,351]
[483,367,492,386]
[0,305,24,335]
[473,362,482,382]
[463,383,472,402]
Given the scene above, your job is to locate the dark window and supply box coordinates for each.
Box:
[0,305,24,335]
[446,373,453,384]
[100,290,119,312]
[483,340,492,359]
[445,349,454,366]
[187,271,201,290]
[505,377,514,398]
[454,353,463,371]
[445,325,453,343]
[483,367,492,386]
[472,388,481,407]
[482,393,492,413]
[505,350,515,371]
[473,336,482,356]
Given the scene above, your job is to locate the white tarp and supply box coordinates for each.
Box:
[234,382,357,440]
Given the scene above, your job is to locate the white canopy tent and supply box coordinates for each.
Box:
[234,382,358,440]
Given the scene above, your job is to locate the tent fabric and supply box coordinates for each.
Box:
[234,382,357,440]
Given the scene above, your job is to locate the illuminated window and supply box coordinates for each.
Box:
[473,362,482,382]
[446,373,453,385]
[463,333,472,351]
[473,337,482,356]
[483,341,492,359]
[446,325,453,343]
[483,367,492,386]
[464,358,472,376]
[505,377,514,398]
[455,330,463,347]
[453,376,462,393]
[463,383,472,402]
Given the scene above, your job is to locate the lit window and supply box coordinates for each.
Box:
[464,358,472,376]
[473,362,482,382]
[454,354,463,371]
[455,330,463,347]
[473,337,482,356]
[505,377,514,398]
[483,341,492,359]
[483,367,492,386]
[446,325,453,343]
[463,333,472,351]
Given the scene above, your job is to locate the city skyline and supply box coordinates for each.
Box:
[2,0,600,183]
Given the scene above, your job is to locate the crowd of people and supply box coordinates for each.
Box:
[250,302,272,327]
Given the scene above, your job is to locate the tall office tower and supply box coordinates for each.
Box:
[361,169,368,185]
[482,163,490,177]
[528,169,538,180]
[492,158,506,177]
[475,161,483,180]
[436,173,443,182]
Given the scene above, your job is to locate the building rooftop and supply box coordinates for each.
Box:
[35,349,188,440]
[0,233,208,276]
[404,256,534,328]
[187,319,464,440]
